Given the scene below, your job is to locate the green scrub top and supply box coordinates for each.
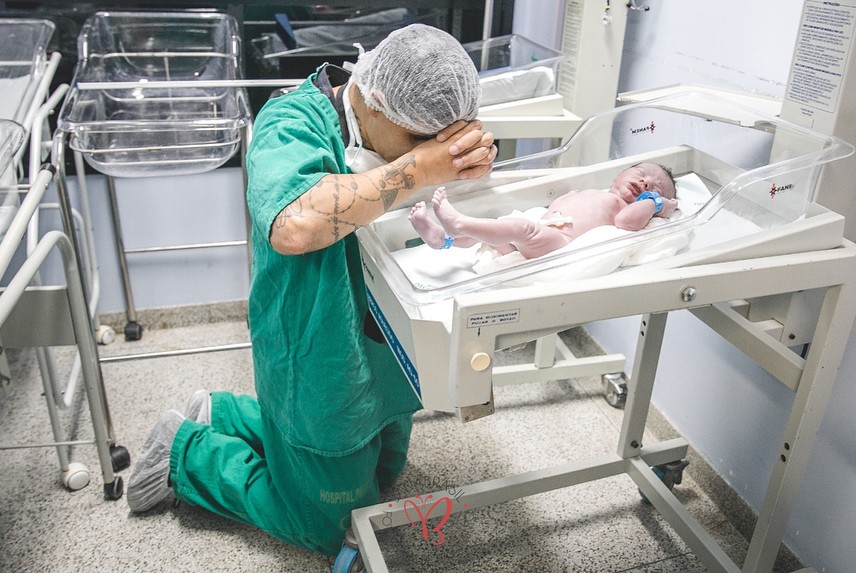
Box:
[245,74,421,457]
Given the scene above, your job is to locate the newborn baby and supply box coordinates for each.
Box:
[409,162,677,259]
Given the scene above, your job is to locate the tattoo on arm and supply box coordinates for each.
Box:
[377,155,417,211]
[275,155,419,245]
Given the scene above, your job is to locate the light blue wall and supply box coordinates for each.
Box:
[33,166,250,313]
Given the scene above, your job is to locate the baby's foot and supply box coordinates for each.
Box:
[431,187,463,236]
[408,201,447,249]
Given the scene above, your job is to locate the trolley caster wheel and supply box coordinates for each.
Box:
[602,372,627,408]
[62,462,91,491]
[124,321,143,342]
[104,476,124,500]
[96,324,116,345]
[333,529,365,573]
[332,545,364,573]
[640,459,690,504]
[110,444,131,472]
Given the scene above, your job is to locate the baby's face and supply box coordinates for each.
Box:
[609,163,676,203]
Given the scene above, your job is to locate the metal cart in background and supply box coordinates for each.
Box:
[1,17,116,455]
[0,118,127,499]
[57,11,254,342]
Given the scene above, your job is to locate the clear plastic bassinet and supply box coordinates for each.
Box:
[0,19,55,126]
[357,91,854,306]
[57,11,251,178]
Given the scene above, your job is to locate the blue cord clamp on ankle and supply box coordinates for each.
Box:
[440,235,455,249]
[635,191,663,213]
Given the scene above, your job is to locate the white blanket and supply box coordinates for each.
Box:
[393,173,711,290]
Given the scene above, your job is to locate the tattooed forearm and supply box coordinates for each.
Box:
[377,154,416,211]
[304,155,418,221]
[271,155,421,252]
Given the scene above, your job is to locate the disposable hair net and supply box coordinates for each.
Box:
[351,24,480,135]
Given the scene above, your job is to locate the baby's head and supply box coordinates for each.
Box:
[609,162,676,203]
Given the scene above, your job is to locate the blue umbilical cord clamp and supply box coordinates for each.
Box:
[440,235,455,250]
[635,191,663,213]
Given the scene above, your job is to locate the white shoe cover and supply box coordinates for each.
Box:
[185,389,211,425]
[127,409,184,512]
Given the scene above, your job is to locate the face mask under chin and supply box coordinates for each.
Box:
[345,145,386,173]
[341,81,384,172]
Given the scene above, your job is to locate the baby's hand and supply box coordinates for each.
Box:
[660,197,679,218]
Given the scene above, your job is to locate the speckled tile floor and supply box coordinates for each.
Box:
[0,319,798,572]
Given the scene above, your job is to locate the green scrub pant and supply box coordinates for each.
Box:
[169,392,413,555]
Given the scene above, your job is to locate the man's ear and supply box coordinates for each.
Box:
[352,87,383,120]
[349,84,364,109]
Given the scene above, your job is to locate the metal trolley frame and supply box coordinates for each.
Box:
[346,232,856,573]
[0,160,127,499]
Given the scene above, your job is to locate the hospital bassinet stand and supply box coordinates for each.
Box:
[56,11,262,344]
[0,161,128,499]
[343,232,856,572]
